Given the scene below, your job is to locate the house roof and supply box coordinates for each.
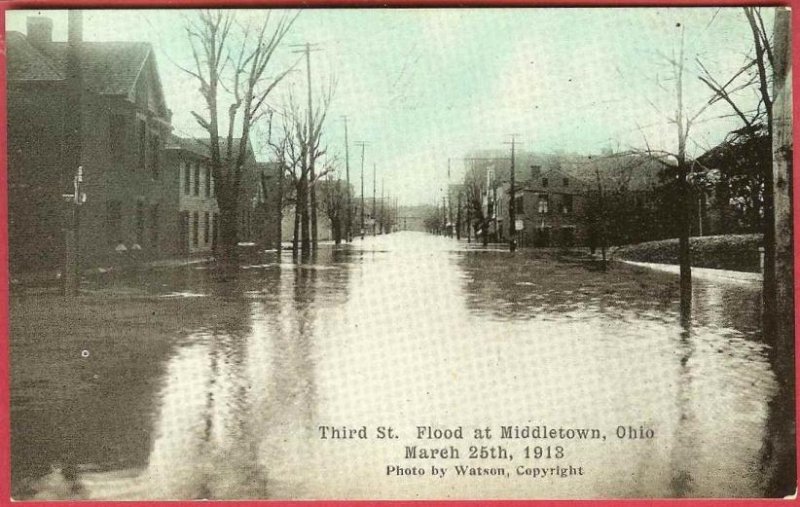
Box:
[7,30,153,97]
[167,135,255,161]
[6,31,63,81]
[166,136,209,158]
[572,152,666,192]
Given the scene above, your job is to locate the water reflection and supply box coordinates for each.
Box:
[11,232,793,499]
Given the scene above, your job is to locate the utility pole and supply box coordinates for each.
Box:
[342,116,352,242]
[355,141,368,239]
[503,134,521,252]
[64,10,83,297]
[290,42,322,250]
[770,6,794,386]
[64,166,85,296]
[380,178,385,234]
[446,158,451,236]
[372,163,377,236]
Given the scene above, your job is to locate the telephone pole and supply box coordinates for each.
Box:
[342,116,352,242]
[290,42,322,250]
[355,141,368,239]
[504,134,522,252]
[64,10,84,296]
[380,178,385,234]
[372,163,377,235]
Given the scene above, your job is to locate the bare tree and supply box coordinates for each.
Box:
[635,26,722,314]
[178,10,298,264]
[320,172,348,245]
[268,84,335,257]
[462,167,490,246]
[696,7,779,335]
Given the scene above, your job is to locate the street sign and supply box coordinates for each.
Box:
[515,219,524,231]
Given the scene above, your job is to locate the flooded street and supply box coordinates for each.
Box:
[10,231,788,499]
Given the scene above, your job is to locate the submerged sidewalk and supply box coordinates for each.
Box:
[622,260,762,285]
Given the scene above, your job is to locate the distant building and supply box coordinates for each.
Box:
[466,150,673,248]
[499,166,587,247]
[254,162,285,250]
[8,14,173,272]
[464,152,586,244]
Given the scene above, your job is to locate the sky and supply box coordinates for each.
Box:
[7,8,770,205]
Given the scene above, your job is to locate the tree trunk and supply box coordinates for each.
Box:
[310,163,318,249]
[292,202,300,258]
[300,173,311,257]
[678,166,692,317]
[333,217,342,245]
[456,197,462,240]
[276,171,283,253]
[218,200,239,266]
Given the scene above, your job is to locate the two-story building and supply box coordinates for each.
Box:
[161,137,220,256]
[499,166,587,247]
[162,136,270,257]
[8,14,173,273]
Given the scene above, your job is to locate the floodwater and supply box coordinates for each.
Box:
[9,231,793,499]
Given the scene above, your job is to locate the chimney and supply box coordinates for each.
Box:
[26,16,53,47]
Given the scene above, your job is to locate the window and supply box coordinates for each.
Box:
[204,211,210,244]
[106,200,122,245]
[538,194,549,214]
[563,194,573,214]
[109,115,125,156]
[135,201,145,246]
[183,162,191,195]
[563,178,569,187]
[192,211,199,247]
[514,195,524,215]
[137,119,146,170]
[194,164,201,196]
[150,204,160,248]
[542,178,549,188]
[150,134,160,179]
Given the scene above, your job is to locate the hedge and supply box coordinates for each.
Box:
[614,234,763,273]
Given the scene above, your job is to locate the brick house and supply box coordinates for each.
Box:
[7,14,173,273]
[500,166,587,247]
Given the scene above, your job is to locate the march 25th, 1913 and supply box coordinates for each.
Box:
[5,5,795,501]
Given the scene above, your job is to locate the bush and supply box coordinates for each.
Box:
[615,234,762,273]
